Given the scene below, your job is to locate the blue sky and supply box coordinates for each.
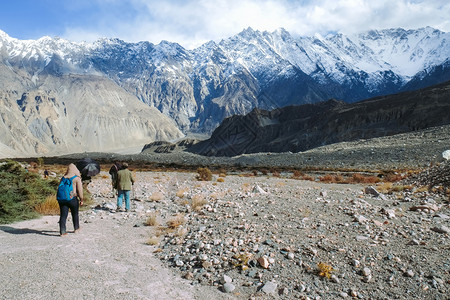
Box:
[1,0,449,49]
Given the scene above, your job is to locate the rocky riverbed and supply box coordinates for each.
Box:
[2,125,449,299]
[83,165,449,299]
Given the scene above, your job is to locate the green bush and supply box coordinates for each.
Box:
[0,161,59,224]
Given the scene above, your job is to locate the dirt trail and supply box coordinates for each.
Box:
[0,209,231,299]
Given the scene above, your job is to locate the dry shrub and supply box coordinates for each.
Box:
[176,189,187,198]
[145,236,160,246]
[101,174,109,179]
[350,173,380,184]
[302,175,315,181]
[149,191,164,202]
[415,186,429,193]
[167,213,185,229]
[217,177,225,182]
[317,262,333,279]
[219,173,227,178]
[391,185,413,192]
[377,182,393,193]
[191,194,207,211]
[319,174,345,183]
[145,212,159,226]
[34,195,60,215]
[196,167,212,181]
[292,170,304,179]
[384,172,404,182]
[260,169,269,175]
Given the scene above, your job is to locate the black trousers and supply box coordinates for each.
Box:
[58,198,79,235]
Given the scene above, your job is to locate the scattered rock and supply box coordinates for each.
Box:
[261,281,278,294]
[257,256,270,269]
[364,186,380,197]
[431,226,450,234]
[223,283,235,293]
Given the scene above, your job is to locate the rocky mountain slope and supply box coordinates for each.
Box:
[0,70,183,158]
[0,27,449,157]
[189,81,450,156]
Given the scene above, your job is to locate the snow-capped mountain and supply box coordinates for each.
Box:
[0,27,449,156]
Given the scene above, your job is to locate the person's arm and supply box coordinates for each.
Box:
[75,177,84,205]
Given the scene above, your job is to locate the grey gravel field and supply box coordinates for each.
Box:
[1,125,449,300]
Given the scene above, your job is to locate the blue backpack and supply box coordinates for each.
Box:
[56,175,77,201]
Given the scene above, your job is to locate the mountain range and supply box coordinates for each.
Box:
[0,26,449,157]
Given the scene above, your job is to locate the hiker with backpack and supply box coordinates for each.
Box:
[56,163,84,236]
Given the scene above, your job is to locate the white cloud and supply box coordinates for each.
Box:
[61,0,450,48]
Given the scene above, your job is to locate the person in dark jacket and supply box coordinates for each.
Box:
[108,161,121,195]
[116,162,134,212]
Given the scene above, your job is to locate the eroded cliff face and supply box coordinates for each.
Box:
[0,73,183,158]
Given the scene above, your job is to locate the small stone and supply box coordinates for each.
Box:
[355,235,369,241]
[261,281,278,294]
[287,252,295,260]
[340,292,348,298]
[184,272,194,280]
[407,239,420,245]
[223,283,235,293]
[352,259,360,267]
[175,260,184,267]
[355,215,368,224]
[362,267,371,277]
[405,270,414,277]
[331,274,340,283]
[221,274,232,284]
[431,226,450,234]
[258,256,270,269]
[364,186,380,196]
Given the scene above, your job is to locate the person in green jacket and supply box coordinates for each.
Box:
[116,162,135,212]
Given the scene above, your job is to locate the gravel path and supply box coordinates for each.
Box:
[0,199,232,300]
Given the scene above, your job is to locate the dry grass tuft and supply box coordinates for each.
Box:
[292,170,305,179]
[317,262,333,279]
[176,189,187,198]
[167,213,186,229]
[350,173,380,184]
[149,192,164,202]
[34,195,60,215]
[196,167,212,181]
[377,182,393,193]
[144,212,159,226]
[319,174,345,183]
[145,236,160,246]
[217,177,225,182]
[191,194,207,211]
